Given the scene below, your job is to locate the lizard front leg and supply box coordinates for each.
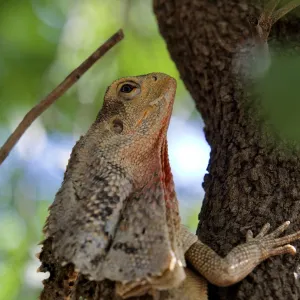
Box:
[182,221,300,287]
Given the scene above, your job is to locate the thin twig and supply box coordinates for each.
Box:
[0,29,124,166]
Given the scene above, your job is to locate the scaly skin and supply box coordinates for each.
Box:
[40,72,300,300]
[43,73,186,298]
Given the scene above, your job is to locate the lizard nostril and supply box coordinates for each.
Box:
[112,119,123,134]
[153,75,157,81]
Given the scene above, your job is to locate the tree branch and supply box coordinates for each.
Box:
[0,29,124,166]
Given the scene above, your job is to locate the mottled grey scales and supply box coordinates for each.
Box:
[41,66,300,299]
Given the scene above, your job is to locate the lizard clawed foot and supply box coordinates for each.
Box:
[257,0,300,43]
[246,221,300,259]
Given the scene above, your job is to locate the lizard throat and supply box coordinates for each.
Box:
[160,139,175,207]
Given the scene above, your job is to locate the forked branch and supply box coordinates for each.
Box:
[0,29,124,166]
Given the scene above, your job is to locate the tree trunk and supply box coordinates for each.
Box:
[153,0,300,299]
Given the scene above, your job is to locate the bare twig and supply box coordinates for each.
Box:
[0,29,124,166]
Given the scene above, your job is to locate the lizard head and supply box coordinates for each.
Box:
[96,72,177,187]
[98,72,176,139]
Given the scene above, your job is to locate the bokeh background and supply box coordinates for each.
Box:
[0,1,210,299]
[2,0,300,299]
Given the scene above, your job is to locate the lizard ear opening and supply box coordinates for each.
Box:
[112,119,123,134]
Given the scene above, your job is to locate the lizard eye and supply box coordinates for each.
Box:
[120,84,135,93]
[118,81,140,100]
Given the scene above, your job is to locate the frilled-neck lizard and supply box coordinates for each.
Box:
[41,72,300,300]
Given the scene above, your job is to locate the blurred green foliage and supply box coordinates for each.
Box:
[0,1,200,299]
[0,0,187,134]
[257,53,300,143]
[2,1,298,299]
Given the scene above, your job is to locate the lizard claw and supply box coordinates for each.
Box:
[264,244,297,257]
[264,221,290,239]
[246,223,271,242]
[255,222,272,239]
[246,229,254,242]
[249,221,300,260]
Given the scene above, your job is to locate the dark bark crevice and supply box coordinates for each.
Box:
[153,0,300,299]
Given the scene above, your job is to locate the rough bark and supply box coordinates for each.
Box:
[153,0,300,299]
